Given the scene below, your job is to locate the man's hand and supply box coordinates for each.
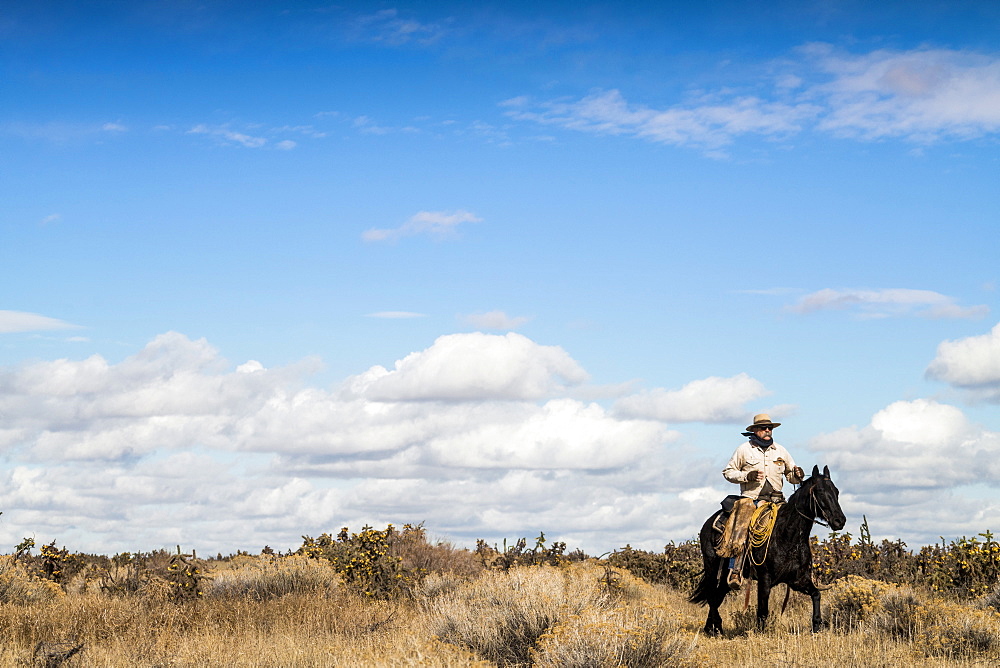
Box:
[746,470,762,482]
[793,466,804,480]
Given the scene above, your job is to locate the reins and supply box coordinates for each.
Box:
[791,479,832,528]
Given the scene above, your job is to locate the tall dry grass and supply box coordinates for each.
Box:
[0,553,997,666]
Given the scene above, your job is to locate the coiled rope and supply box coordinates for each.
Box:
[747,501,780,566]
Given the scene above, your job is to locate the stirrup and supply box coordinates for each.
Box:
[727,570,742,590]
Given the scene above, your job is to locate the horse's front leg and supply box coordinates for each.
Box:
[705,579,729,636]
[807,583,827,632]
[789,576,828,633]
[756,571,771,631]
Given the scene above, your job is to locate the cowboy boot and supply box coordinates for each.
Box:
[727,557,743,590]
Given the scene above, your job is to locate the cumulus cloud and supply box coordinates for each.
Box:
[421,399,669,470]
[363,210,481,242]
[807,398,1000,544]
[613,373,771,423]
[0,331,706,554]
[461,310,531,330]
[926,322,1000,398]
[810,398,1000,492]
[0,310,80,333]
[349,332,587,401]
[14,329,998,554]
[786,288,988,319]
[506,46,1000,150]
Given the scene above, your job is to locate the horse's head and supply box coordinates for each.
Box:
[802,465,846,530]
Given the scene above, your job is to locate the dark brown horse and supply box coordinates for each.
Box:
[689,465,846,635]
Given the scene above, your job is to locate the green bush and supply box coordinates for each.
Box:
[606,541,701,591]
[474,532,585,571]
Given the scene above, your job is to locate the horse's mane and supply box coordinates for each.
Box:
[787,473,823,506]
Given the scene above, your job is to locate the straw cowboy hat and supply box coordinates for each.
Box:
[747,413,781,431]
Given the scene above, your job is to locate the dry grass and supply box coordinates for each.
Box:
[206,554,340,601]
[427,562,637,666]
[0,557,996,666]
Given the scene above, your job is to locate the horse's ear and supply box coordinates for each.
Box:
[811,464,820,478]
[823,465,830,478]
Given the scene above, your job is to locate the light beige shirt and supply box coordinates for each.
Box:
[723,440,803,499]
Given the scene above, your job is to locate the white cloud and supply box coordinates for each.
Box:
[0,310,80,333]
[810,45,1000,141]
[352,8,448,46]
[422,398,670,470]
[809,399,1000,494]
[39,214,61,225]
[802,398,1000,546]
[0,331,705,553]
[8,330,1000,554]
[3,121,107,143]
[506,46,1000,150]
[613,373,770,423]
[504,89,817,151]
[362,210,482,242]
[101,122,127,132]
[349,332,588,401]
[926,322,1000,396]
[786,288,988,319]
[462,310,531,330]
[187,124,267,148]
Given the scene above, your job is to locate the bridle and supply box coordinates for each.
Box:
[792,479,833,528]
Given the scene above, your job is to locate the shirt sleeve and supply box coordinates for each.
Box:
[723,445,748,484]
[781,447,804,483]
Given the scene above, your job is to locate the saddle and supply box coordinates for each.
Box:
[712,495,743,533]
[714,496,782,558]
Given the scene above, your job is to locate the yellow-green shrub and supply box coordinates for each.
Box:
[825,575,893,631]
[299,524,424,598]
[0,558,64,604]
[825,575,1000,660]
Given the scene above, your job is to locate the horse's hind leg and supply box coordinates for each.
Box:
[756,571,772,631]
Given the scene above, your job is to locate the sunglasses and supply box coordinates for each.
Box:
[753,426,773,431]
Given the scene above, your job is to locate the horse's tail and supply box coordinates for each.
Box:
[688,563,717,605]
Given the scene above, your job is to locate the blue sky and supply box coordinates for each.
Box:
[1,0,999,555]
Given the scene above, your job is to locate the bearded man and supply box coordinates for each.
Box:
[718,413,805,589]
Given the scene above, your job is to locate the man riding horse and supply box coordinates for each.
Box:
[718,413,804,589]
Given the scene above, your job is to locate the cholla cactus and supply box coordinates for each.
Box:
[298,524,424,598]
[164,549,208,601]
